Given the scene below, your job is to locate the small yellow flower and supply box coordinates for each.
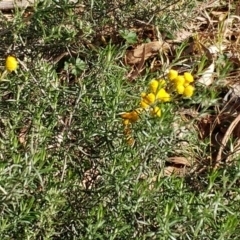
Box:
[168,69,178,81]
[176,84,185,94]
[156,88,171,102]
[149,79,159,93]
[5,56,18,72]
[140,93,156,108]
[174,75,185,85]
[184,72,194,83]
[140,100,149,109]
[151,106,161,117]
[143,93,156,105]
[183,85,194,97]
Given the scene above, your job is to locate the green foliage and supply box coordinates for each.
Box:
[64,57,86,76]
[119,30,138,44]
[1,0,240,239]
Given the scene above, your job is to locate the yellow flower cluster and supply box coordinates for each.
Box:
[168,70,194,97]
[140,79,170,114]
[121,69,195,145]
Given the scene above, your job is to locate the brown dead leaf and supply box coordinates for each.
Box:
[163,166,187,177]
[167,157,191,167]
[163,157,191,177]
[171,29,192,43]
[164,166,175,176]
[18,127,28,145]
[18,121,31,146]
[127,44,146,81]
[125,41,169,65]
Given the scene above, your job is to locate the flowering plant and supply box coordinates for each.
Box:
[121,69,195,145]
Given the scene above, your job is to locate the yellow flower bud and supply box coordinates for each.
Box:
[5,56,18,72]
[168,69,178,81]
[183,85,194,97]
[176,84,185,94]
[184,72,194,83]
[123,119,130,125]
[149,79,159,93]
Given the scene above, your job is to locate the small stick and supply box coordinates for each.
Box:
[214,113,240,169]
[0,0,35,10]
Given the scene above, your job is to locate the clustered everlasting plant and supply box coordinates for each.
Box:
[121,69,195,145]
